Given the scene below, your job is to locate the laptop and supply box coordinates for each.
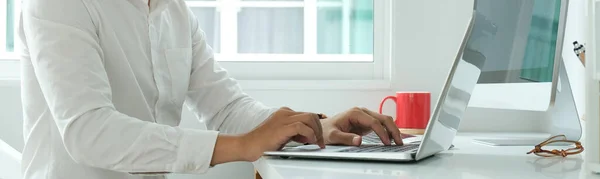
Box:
[263,6,485,162]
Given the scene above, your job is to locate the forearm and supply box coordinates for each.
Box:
[210,135,248,166]
[63,107,219,174]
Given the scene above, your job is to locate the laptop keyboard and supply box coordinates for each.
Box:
[361,132,416,145]
[339,144,419,153]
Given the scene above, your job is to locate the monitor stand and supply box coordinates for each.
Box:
[472,59,583,146]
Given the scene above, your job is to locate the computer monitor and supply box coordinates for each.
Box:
[466,0,568,111]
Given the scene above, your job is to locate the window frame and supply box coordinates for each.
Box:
[1,1,8,53]
[188,0,393,89]
[0,0,394,90]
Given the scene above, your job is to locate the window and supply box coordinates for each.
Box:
[1,0,392,88]
[0,0,20,80]
[1,0,20,59]
[187,0,391,83]
[189,0,373,57]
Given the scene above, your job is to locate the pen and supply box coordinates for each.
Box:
[317,113,327,119]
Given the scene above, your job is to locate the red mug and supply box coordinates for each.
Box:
[379,92,431,129]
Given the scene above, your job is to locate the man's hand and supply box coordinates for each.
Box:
[210,107,403,165]
[239,107,325,161]
[321,107,404,146]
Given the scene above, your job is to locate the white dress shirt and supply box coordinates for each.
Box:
[18,0,275,178]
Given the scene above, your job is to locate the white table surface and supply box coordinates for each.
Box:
[254,133,600,179]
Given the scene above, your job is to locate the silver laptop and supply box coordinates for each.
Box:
[264,6,484,162]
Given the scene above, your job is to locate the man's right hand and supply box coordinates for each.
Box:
[240,107,325,161]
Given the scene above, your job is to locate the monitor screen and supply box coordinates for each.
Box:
[469,0,563,84]
[467,0,567,111]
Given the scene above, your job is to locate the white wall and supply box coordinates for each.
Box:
[0,83,22,151]
[0,0,587,178]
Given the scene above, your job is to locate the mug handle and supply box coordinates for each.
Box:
[379,96,397,114]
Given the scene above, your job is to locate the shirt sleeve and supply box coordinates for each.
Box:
[21,0,216,174]
[184,9,276,135]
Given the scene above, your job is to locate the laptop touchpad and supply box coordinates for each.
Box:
[281,145,351,152]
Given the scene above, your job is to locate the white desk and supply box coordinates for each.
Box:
[254,133,600,179]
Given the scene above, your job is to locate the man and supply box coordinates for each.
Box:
[18,0,404,178]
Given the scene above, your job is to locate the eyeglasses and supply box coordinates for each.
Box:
[527,135,584,157]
